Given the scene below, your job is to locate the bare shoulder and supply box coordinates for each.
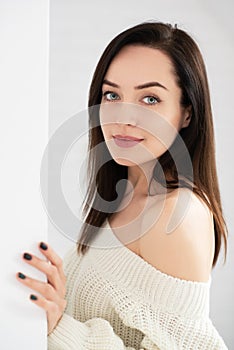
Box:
[140,188,215,282]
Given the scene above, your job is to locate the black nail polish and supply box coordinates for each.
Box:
[30,294,37,301]
[40,242,48,251]
[23,253,32,260]
[18,272,26,279]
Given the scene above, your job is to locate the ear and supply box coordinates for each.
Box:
[181,105,192,128]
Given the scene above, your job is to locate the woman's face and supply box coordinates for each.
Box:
[99,45,191,167]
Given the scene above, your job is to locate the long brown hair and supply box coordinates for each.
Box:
[77,21,228,268]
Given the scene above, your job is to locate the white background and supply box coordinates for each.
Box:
[1,0,233,349]
[0,0,48,349]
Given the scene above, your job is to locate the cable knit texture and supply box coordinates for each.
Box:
[48,219,228,349]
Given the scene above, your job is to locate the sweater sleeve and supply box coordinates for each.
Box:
[47,308,227,350]
[47,247,158,350]
[114,279,228,350]
[47,247,146,350]
[47,312,155,350]
[47,246,228,350]
[127,304,228,350]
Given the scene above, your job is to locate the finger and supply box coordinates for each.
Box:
[38,242,66,284]
[21,252,64,295]
[30,293,66,314]
[29,292,58,312]
[29,293,66,335]
[16,271,59,302]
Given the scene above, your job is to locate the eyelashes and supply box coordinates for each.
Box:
[143,96,160,105]
[102,91,161,105]
[102,91,120,101]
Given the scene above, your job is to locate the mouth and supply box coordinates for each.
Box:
[113,134,144,141]
[112,135,144,148]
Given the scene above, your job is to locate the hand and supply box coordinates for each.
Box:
[16,242,67,335]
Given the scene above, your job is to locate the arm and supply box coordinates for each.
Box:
[45,246,159,350]
[17,189,227,350]
[16,242,157,350]
[47,214,227,350]
[48,313,154,350]
[47,279,227,350]
[132,302,228,350]
[47,247,156,350]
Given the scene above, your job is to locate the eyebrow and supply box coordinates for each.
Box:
[102,79,168,91]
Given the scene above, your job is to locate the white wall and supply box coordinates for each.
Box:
[0,1,49,349]
[49,0,234,347]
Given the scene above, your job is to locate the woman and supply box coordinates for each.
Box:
[16,21,228,349]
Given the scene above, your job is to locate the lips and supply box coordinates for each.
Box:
[113,134,144,141]
[112,135,144,148]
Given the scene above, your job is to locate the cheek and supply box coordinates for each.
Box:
[162,101,184,129]
[100,102,182,148]
[100,124,112,141]
[99,107,111,138]
[169,112,185,132]
[143,133,168,158]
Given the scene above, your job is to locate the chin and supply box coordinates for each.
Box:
[113,158,137,167]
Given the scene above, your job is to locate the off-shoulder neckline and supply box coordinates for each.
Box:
[104,218,212,287]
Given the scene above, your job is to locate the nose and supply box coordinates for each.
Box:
[115,104,137,126]
[100,102,139,127]
[116,118,137,126]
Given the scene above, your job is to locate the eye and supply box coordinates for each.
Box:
[102,91,120,102]
[142,96,160,105]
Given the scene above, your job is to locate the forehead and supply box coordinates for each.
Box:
[104,45,177,88]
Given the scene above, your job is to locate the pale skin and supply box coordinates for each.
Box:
[16,44,215,335]
[100,45,214,280]
[16,243,67,335]
[100,44,192,196]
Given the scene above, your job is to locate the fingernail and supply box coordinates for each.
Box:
[18,272,26,279]
[30,294,37,301]
[39,242,48,251]
[23,253,32,260]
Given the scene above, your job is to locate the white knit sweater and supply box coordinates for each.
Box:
[48,219,228,349]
